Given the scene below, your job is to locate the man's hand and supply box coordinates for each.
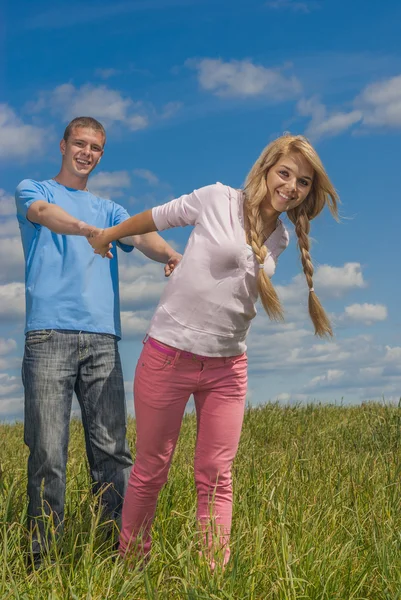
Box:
[164,251,182,277]
[86,228,114,259]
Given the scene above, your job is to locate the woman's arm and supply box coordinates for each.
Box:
[88,209,157,255]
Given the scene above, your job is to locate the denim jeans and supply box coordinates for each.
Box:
[22,329,133,554]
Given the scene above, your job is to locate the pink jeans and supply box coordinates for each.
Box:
[119,338,248,559]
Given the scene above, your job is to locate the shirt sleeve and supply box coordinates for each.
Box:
[113,203,134,254]
[152,185,214,231]
[15,179,48,229]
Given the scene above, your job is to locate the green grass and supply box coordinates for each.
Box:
[2,402,401,599]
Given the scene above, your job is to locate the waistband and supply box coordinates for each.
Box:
[146,336,213,361]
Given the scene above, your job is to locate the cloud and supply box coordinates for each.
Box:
[0,283,25,320]
[160,102,183,120]
[133,169,159,186]
[0,238,26,284]
[29,83,150,131]
[276,262,366,304]
[298,96,362,140]
[121,311,152,338]
[0,189,16,216]
[119,261,169,310]
[0,105,48,160]
[341,303,388,325]
[26,0,195,30]
[0,395,24,420]
[383,346,401,364]
[265,0,318,12]
[89,171,131,199]
[187,58,301,99]
[0,338,17,355]
[357,74,401,128]
[0,373,21,397]
[95,68,121,80]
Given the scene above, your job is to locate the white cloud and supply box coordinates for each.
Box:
[160,102,182,120]
[0,220,20,238]
[298,96,362,140]
[133,169,159,186]
[0,338,17,355]
[0,189,16,216]
[0,283,25,320]
[95,68,121,80]
[0,395,24,419]
[276,262,366,303]
[119,261,169,310]
[383,346,401,364]
[341,303,388,325]
[89,171,131,199]
[188,58,301,99]
[29,83,150,131]
[0,104,48,160]
[314,263,366,297]
[0,373,21,397]
[265,0,318,12]
[121,311,151,338]
[0,237,25,283]
[357,74,401,127]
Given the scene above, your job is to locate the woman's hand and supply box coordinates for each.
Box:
[87,228,113,258]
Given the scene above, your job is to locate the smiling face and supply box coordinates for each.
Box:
[60,126,105,181]
[264,151,314,215]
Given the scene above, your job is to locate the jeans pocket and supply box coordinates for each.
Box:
[25,329,55,346]
[140,343,174,371]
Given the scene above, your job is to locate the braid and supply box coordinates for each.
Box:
[295,209,333,337]
[246,202,284,322]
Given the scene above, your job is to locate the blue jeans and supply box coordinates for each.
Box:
[22,330,133,554]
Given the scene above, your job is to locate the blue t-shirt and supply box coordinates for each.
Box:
[15,179,134,338]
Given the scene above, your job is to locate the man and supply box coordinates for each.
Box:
[15,116,181,565]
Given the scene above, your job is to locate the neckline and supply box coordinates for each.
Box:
[51,178,89,193]
[239,189,282,248]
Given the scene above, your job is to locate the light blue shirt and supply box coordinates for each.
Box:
[15,179,134,338]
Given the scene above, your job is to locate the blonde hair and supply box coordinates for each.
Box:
[243,134,339,337]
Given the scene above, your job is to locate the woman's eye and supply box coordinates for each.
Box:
[279,170,288,177]
[299,179,309,187]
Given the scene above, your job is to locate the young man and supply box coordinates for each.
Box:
[15,116,181,565]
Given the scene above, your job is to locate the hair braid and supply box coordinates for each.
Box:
[246,203,284,321]
[295,209,333,337]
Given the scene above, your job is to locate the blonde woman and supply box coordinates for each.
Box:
[88,134,338,567]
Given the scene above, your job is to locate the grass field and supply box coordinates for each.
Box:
[2,402,401,599]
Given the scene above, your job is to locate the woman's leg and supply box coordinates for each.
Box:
[119,342,192,558]
[193,354,248,564]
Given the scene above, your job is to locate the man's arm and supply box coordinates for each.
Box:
[27,200,94,237]
[119,232,182,277]
[27,201,113,258]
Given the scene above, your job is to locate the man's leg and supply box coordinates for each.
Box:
[75,332,133,522]
[23,330,77,557]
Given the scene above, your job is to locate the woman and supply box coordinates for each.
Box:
[89,134,338,567]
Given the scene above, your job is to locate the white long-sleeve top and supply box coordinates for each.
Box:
[148,182,289,356]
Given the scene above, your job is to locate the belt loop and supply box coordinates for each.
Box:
[142,334,149,345]
[172,348,181,366]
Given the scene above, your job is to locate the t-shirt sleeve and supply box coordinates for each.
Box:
[152,185,214,231]
[113,203,134,254]
[15,179,48,229]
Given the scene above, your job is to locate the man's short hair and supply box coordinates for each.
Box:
[63,117,106,146]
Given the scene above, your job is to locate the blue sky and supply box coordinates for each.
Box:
[1,0,401,420]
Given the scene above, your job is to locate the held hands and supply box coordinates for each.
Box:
[86,228,114,259]
[164,251,182,277]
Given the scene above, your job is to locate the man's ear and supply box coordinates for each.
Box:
[60,139,66,155]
